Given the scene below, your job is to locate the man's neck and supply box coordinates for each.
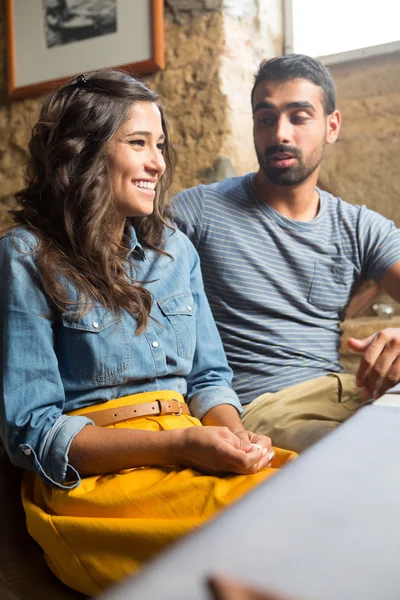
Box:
[253,170,321,222]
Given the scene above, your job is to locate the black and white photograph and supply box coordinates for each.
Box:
[43,0,117,49]
[6,0,165,101]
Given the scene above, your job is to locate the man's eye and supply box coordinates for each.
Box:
[258,116,275,125]
[291,115,309,124]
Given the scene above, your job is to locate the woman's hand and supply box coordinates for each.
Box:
[176,426,273,475]
[69,423,273,478]
[233,429,275,467]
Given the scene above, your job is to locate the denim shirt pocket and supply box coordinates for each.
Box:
[308,260,355,312]
[157,291,198,361]
[61,308,130,383]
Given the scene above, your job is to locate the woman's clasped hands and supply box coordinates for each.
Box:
[176,426,275,475]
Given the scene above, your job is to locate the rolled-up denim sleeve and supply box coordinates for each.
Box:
[0,234,93,490]
[183,238,243,420]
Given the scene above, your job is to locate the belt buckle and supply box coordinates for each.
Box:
[156,399,183,416]
[173,401,183,416]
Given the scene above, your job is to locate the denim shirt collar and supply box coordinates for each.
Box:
[125,223,145,260]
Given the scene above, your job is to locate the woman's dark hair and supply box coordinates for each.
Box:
[10,69,174,333]
[251,54,336,115]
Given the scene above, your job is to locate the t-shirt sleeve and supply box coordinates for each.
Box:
[358,206,400,282]
[171,185,206,249]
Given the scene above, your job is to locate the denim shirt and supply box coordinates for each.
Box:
[0,225,241,490]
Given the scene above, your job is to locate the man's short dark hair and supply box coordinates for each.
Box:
[251,54,336,115]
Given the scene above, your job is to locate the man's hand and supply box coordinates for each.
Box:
[347,328,400,398]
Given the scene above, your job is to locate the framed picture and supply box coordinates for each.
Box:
[6,0,164,100]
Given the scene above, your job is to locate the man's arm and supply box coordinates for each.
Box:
[380,261,400,303]
[347,261,400,398]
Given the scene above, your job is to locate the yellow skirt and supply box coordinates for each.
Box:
[22,391,296,597]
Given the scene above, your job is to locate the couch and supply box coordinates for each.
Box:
[0,441,87,600]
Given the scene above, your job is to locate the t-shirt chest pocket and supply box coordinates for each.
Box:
[308,260,355,312]
[157,291,197,361]
[61,308,130,383]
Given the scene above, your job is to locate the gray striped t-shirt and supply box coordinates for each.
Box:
[173,174,400,405]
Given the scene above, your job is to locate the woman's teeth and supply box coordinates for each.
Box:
[133,180,155,190]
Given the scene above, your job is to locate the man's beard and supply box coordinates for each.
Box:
[256,142,325,187]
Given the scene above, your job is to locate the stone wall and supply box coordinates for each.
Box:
[152,6,227,193]
[219,0,282,175]
[319,52,400,227]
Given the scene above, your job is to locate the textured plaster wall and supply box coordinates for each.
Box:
[220,0,283,175]
[318,53,400,227]
[152,4,227,193]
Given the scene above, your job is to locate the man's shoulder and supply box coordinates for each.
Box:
[205,174,250,195]
[319,189,362,221]
[172,175,252,243]
[176,174,250,202]
[320,188,354,208]
[320,189,394,226]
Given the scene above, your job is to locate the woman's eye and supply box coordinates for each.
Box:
[129,139,145,147]
[157,142,166,152]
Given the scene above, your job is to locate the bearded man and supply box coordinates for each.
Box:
[173,54,400,452]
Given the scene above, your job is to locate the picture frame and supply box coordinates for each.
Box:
[6,0,165,101]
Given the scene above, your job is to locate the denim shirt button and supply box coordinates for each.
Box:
[187,305,192,311]
[23,448,32,456]
[152,341,159,348]
[92,322,99,329]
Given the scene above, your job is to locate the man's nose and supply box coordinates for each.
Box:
[273,116,292,144]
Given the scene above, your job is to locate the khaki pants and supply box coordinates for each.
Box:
[242,374,368,453]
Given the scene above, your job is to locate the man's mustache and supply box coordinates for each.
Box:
[264,145,301,159]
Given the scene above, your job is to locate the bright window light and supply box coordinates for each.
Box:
[284,0,400,64]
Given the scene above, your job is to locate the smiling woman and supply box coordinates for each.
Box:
[7,70,174,332]
[0,70,295,597]
[107,102,166,226]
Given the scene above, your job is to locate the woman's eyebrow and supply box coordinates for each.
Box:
[126,130,151,137]
[126,131,166,140]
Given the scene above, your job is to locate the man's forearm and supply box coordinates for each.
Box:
[380,262,400,303]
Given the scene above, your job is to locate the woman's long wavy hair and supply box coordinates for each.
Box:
[10,69,174,333]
